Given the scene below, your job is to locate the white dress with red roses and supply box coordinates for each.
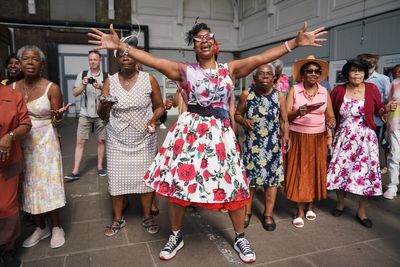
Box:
[144,63,249,207]
[327,97,382,196]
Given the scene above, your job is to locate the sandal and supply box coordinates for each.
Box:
[263,215,276,231]
[104,218,126,237]
[244,213,252,228]
[292,216,304,228]
[143,216,160,234]
[305,210,316,221]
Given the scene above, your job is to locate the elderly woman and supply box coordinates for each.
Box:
[285,56,335,228]
[89,22,326,263]
[235,63,289,231]
[0,84,31,267]
[1,54,23,86]
[13,45,70,249]
[271,59,289,96]
[98,39,165,237]
[328,59,396,228]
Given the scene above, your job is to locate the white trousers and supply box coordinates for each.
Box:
[386,129,400,192]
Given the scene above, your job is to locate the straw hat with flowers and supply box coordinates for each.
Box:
[292,55,329,83]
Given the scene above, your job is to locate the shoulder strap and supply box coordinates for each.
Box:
[12,82,16,90]
[45,82,53,95]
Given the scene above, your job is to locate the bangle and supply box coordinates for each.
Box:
[284,41,292,53]
[121,43,130,57]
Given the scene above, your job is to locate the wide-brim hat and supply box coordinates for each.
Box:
[292,55,329,83]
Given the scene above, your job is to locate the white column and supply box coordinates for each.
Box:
[108,0,115,20]
[28,0,36,14]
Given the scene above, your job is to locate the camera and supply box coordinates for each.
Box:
[87,77,97,84]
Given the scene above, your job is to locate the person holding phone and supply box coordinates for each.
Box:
[285,55,335,228]
[235,63,289,231]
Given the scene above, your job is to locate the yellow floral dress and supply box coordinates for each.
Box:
[20,82,66,214]
[243,88,283,187]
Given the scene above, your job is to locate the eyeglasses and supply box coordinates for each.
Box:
[193,33,215,42]
[305,69,322,75]
[257,71,274,78]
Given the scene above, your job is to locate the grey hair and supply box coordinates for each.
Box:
[271,59,284,69]
[253,63,275,77]
[17,45,46,62]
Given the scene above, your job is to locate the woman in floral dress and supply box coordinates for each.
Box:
[89,21,326,263]
[328,59,397,228]
[235,63,289,231]
[13,45,70,249]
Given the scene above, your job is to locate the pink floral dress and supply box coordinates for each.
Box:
[144,63,249,209]
[327,96,382,196]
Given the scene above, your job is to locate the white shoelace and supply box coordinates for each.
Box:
[235,237,253,255]
[163,234,179,252]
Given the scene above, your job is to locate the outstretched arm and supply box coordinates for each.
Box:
[228,22,327,80]
[89,24,182,82]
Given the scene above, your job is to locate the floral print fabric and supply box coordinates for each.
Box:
[144,63,249,204]
[243,88,283,187]
[327,97,382,196]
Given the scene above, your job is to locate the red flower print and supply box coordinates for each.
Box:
[201,90,209,97]
[197,143,205,153]
[235,142,241,152]
[153,166,161,178]
[197,123,209,137]
[144,171,150,180]
[210,119,217,127]
[164,157,170,166]
[238,188,248,199]
[169,182,176,195]
[210,78,218,84]
[213,188,227,201]
[353,164,361,172]
[224,172,232,184]
[159,147,167,155]
[226,83,231,91]
[159,181,170,194]
[183,125,188,134]
[186,81,192,94]
[201,159,208,169]
[215,142,226,161]
[223,119,231,128]
[174,138,185,155]
[188,183,197,194]
[177,163,196,182]
[171,167,177,176]
[218,68,228,77]
[203,170,211,180]
[153,181,159,189]
[169,122,177,133]
[186,132,197,146]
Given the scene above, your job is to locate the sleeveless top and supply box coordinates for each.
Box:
[179,62,234,118]
[109,71,153,133]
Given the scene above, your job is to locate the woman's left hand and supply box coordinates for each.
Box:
[146,119,157,134]
[283,136,291,152]
[326,117,336,129]
[0,134,12,162]
[295,22,327,48]
[52,103,73,117]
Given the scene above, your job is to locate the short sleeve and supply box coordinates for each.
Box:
[74,71,83,87]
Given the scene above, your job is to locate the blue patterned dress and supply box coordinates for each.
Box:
[243,88,283,187]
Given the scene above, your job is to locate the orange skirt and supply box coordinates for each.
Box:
[284,131,327,202]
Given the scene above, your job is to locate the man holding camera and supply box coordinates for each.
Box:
[64,50,108,181]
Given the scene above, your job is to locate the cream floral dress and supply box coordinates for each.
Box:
[17,82,66,214]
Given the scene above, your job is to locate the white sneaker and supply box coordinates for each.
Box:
[383,189,397,200]
[159,123,167,129]
[22,226,51,248]
[50,227,66,249]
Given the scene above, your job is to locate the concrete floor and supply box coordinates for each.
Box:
[17,117,400,267]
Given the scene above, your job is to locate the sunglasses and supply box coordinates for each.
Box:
[305,69,322,75]
[193,33,215,42]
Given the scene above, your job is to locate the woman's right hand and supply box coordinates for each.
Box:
[89,24,121,51]
[0,134,12,162]
[242,119,254,131]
